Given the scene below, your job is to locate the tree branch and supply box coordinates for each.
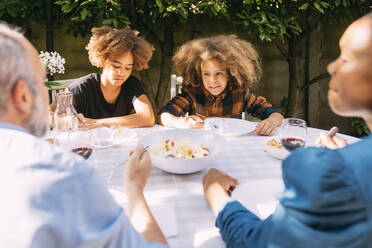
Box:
[139,21,163,48]
[302,72,330,89]
[274,41,289,60]
[130,0,137,26]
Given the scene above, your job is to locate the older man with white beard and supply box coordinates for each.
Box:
[0,24,167,248]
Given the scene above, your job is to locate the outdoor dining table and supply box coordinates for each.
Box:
[88,124,359,248]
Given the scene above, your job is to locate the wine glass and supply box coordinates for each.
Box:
[70,129,94,159]
[280,118,307,152]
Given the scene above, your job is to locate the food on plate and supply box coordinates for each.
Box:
[114,127,126,137]
[150,137,210,159]
[45,138,54,144]
[267,138,283,149]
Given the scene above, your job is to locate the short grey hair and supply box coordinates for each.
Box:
[0,24,38,116]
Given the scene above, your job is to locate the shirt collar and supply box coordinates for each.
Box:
[201,84,229,104]
[0,122,29,134]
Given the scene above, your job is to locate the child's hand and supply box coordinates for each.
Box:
[254,113,283,136]
[179,115,204,129]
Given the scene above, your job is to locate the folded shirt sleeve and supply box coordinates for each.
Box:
[268,147,370,247]
[216,201,272,248]
[158,91,193,119]
[244,91,279,120]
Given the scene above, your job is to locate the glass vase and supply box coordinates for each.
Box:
[53,92,79,149]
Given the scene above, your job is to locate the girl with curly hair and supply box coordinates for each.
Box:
[67,26,155,128]
[158,35,283,135]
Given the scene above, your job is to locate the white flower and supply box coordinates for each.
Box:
[39,51,65,76]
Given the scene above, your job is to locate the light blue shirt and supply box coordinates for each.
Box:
[0,122,167,248]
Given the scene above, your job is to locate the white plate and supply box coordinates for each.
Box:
[91,127,137,149]
[204,118,257,137]
[231,179,284,219]
[266,137,289,160]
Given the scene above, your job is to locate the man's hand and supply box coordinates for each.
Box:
[179,115,204,129]
[203,168,240,216]
[124,145,167,245]
[124,144,152,193]
[254,112,283,136]
[316,132,347,149]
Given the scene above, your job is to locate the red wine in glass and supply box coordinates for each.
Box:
[281,138,305,152]
[71,147,92,159]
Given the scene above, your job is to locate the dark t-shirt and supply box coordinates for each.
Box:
[68,73,145,119]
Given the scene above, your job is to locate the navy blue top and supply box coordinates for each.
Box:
[216,134,372,248]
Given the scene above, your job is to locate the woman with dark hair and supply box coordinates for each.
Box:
[68,26,155,128]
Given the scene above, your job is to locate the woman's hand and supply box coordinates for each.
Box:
[316,132,347,149]
[179,115,204,129]
[203,168,240,216]
[77,114,103,129]
[254,112,284,136]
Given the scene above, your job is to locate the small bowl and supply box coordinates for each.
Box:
[138,129,226,174]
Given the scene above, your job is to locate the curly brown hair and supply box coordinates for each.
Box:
[86,26,154,70]
[172,35,262,89]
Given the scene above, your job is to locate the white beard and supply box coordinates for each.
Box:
[24,93,49,137]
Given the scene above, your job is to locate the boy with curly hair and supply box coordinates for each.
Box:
[158,35,283,136]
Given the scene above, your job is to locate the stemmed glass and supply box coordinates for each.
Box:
[71,129,94,159]
[280,118,307,152]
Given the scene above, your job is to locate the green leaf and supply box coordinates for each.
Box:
[71,16,80,21]
[300,3,309,10]
[80,8,88,20]
[102,19,112,25]
[313,2,324,14]
[318,1,330,8]
[166,5,176,12]
[178,5,188,19]
[156,0,164,12]
[45,81,63,88]
[236,13,246,19]
[80,0,92,7]
[61,4,73,13]
[113,18,118,27]
[54,0,66,5]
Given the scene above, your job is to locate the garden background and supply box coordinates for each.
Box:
[1,0,371,136]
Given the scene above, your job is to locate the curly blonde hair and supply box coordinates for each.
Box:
[172,35,262,89]
[86,26,154,70]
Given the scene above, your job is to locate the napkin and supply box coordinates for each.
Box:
[231,179,284,219]
[108,189,178,238]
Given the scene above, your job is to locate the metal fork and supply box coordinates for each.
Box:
[117,145,150,166]
[104,145,151,182]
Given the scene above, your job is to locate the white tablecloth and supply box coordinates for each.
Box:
[88,125,359,248]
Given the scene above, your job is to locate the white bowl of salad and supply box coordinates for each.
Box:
[138,129,226,174]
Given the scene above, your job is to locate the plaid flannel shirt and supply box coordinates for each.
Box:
[158,85,279,120]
